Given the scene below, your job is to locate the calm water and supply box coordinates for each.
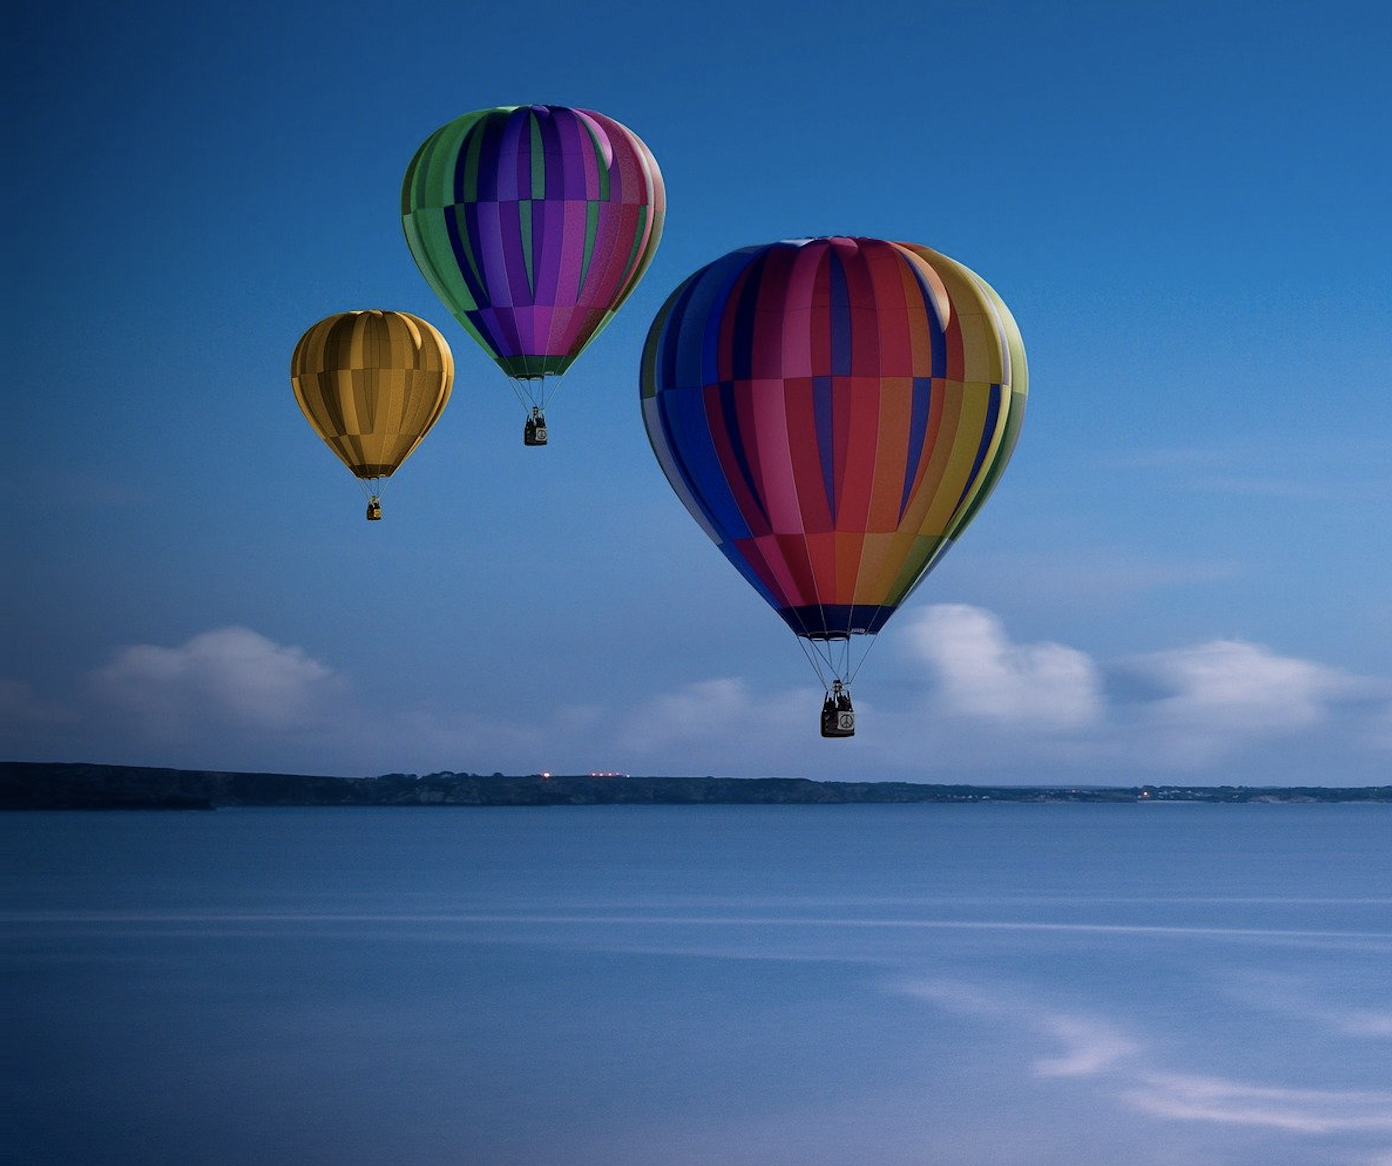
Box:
[3,804,1390,1166]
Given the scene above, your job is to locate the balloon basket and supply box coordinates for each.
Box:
[820,683,855,738]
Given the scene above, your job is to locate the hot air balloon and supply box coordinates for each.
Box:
[290,310,454,520]
[639,237,1027,736]
[402,104,665,446]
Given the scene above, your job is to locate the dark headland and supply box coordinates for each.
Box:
[2,762,1388,810]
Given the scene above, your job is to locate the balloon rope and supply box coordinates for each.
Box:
[847,631,882,686]
[506,374,567,414]
[795,634,830,692]
[784,595,815,641]
[505,376,531,413]
[796,628,879,695]
[810,636,842,686]
[778,477,839,692]
[540,371,567,412]
[796,526,840,683]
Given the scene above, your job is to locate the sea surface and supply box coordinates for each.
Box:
[3,804,1390,1166]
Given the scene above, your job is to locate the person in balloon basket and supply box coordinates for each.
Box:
[524,406,548,446]
[821,680,855,738]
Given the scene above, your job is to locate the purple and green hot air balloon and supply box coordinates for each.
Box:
[402,104,665,445]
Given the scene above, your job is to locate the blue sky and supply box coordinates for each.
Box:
[5,0,1390,783]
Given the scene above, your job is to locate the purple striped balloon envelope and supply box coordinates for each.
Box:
[403,105,664,441]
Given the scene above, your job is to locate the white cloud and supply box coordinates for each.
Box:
[1033,1014,1139,1078]
[1217,970,1392,1041]
[620,678,743,750]
[1118,639,1381,766]
[69,634,817,777]
[87,627,345,740]
[900,604,1102,730]
[356,612,1392,780]
[1367,701,1392,751]
[1127,639,1364,733]
[870,607,1390,776]
[1338,1012,1392,1038]
[1122,1073,1392,1134]
[610,677,825,776]
[21,609,1389,782]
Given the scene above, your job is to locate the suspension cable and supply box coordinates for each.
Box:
[847,630,882,686]
[505,376,532,412]
[795,634,830,692]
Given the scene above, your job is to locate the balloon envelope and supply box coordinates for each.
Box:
[402,104,665,381]
[639,237,1027,641]
[290,310,454,480]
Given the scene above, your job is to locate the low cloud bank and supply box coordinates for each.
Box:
[880,607,1391,779]
[4,608,1389,781]
[87,627,345,738]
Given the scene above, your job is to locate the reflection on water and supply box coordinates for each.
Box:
[4,805,1391,1166]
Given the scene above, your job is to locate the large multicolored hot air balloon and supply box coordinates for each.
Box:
[640,237,1027,736]
[291,310,454,520]
[402,104,665,446]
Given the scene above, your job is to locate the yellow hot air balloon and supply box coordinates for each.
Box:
[290,310,454,520]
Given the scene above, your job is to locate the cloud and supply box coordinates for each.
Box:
[1367,700,1392,750]
[1115,639,1383,766]
[900,604,1102,730]
[1124,639,1366,733]
[87,627,345,740]
[1217,971,1392,1041]
[18,609,1389,782]
[1033,1014,1140,1078]
[876,607,1390,776]
[1338,1012,1392,1038]
[619,678,809,751]
[1099,443,1392,503]
[611,677,823,775]
[1122,1073,1392,1134]
[327,611,1392,779]
[60,632,818,777]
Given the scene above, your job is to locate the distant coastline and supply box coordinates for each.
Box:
[2,761,1389,810]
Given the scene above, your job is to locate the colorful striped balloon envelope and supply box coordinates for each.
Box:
[640,236,1027,694]
[402,105,664,429]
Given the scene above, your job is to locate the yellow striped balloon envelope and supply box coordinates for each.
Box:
[290,311,454,520]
